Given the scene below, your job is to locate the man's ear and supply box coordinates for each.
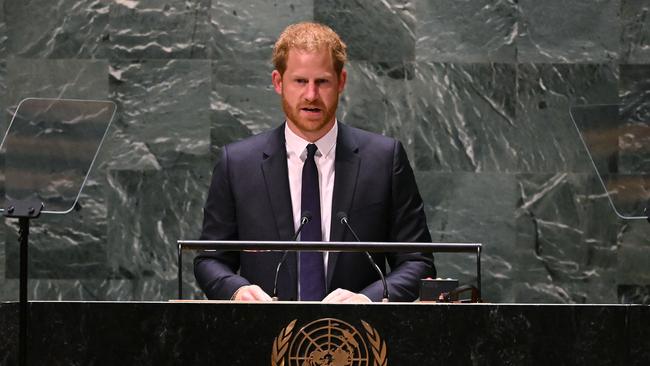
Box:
[338,68,347,93]
[272,70,283,95]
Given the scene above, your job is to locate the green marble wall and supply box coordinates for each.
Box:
[0,0,648,303]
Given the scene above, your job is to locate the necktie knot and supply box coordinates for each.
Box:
[306,143,318,160]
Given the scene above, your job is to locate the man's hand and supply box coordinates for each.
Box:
[232,285,273,301]
[322,288,372,303]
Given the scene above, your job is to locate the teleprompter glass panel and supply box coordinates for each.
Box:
[571,104,650,220]
[0,98,116,214]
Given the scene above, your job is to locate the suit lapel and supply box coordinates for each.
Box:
[327,123,360,289]
[261,124,295,242]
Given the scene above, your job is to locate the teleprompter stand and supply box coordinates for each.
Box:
[0,98,116,366]
[3,200,43,366]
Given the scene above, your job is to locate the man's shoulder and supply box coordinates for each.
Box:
[224,125,282,157]
[340,123,398,151]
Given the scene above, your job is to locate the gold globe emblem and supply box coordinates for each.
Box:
[272,318,387,366]
[288,318,368,366]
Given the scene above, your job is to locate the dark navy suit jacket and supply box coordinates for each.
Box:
[194,122,435,301]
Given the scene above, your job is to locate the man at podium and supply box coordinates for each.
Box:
[194,22,434,303]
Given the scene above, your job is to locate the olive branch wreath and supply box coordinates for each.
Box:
[271,319,296,366]
[361,320,388,366]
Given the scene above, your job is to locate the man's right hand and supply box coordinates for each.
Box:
[232,285,273,301]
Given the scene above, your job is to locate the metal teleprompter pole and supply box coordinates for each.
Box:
[4,200,43,366]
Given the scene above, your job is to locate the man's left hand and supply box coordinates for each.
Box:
[322,288,372,303]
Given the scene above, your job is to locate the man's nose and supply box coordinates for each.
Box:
[304,81,319,101]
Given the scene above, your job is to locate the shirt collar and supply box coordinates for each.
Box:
[285,120,338,159]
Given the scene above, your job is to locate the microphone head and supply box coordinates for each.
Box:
[301,211,313,222]
[336,211,348,223]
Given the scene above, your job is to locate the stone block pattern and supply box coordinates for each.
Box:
[0,0,648,304]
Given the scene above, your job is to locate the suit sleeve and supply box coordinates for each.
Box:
[193,146,250,299]
[360,140,435,302]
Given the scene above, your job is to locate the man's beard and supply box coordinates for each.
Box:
[282,94,338,135]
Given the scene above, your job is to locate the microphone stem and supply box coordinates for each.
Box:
[271,251,289,301]
[346,221,362,242]
[272,216,310,301]
[292,216,309,241]
[342,217,389,302]
[365,252,389,302]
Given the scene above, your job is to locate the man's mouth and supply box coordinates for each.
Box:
[301,107,322,113]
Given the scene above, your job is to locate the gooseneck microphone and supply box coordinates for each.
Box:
[272,211,312,301]
[336,212,390,302]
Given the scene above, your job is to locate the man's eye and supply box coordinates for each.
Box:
[296,79,307,84]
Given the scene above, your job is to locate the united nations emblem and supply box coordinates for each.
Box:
[271,318,387,366]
